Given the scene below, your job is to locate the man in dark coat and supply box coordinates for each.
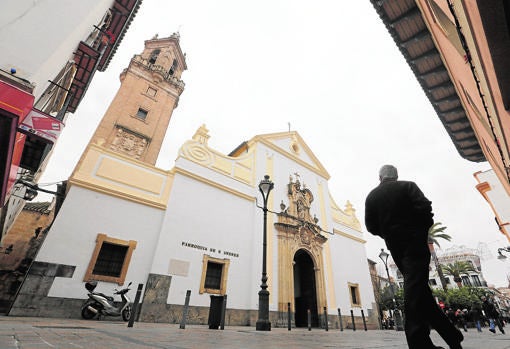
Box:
[481,296,505,334]
[365,165,463,349]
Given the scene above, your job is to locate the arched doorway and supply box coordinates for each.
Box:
[293,249,318,327]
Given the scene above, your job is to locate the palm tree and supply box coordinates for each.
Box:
[441,261,478,288]
[428,222,451,291]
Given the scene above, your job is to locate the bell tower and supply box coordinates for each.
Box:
[87,33,187,164]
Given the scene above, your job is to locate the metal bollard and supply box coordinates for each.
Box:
[361,309,367,331]
[179,290,191,329]
[338,308,343,331]
[220,294,227,330]
[128,283,144,328]
[323,307,328,331]
[287,302,291,331]
[307,309,311,331]
[350,309,356,331]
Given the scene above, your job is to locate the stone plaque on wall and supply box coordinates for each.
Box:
[168,259,190,277]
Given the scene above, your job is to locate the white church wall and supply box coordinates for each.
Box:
[153,172,259,309]
[37,186,165,299]
[175,157,255,197]
[328,227,375,317]
[17,128,376,325]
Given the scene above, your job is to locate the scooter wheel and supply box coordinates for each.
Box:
[122,305,132,322]
[81,305,96,319]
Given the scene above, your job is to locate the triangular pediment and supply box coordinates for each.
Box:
[249,131,330,179]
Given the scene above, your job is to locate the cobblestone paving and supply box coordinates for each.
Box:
[0,317,509,348]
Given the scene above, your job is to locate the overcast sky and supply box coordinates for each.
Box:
[38,1,510,287]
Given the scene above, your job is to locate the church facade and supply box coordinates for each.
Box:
[10,35,377,328]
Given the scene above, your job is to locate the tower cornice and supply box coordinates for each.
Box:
[125,54,185,94]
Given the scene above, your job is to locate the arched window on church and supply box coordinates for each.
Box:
[149,49,160,65]
[169,59,178,76]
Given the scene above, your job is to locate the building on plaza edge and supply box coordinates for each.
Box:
[0,0,142,239]
[390,245,488,290]
[369,0,510,243]
[9,35,377,328]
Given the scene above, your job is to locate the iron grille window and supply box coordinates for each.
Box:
[92,242,128,277]
[204,262,223,290]
[471,275,482,287]
[429,279,437,286]
[461,275,472,286]
[350,286,359,305]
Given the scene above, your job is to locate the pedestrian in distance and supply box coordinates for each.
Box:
[481,296,505,334]
[454,309,467,332]
[365,165,463,349]
[469,303,483,332]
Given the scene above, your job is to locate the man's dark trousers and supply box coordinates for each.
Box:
[388,233,462,349]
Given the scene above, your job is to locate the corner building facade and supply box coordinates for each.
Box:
[10,35,377,329]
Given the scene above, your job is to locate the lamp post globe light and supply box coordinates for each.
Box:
[379,248,404,331]
[256,175,274,331]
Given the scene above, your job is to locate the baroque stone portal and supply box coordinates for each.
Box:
[274,174,328,326]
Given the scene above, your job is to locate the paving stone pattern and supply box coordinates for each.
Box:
[0,317,509,349]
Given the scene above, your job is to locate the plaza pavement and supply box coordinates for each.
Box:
[0,316,509,349]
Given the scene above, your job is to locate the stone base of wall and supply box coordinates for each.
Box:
[11,294,378,329]
[9,261,77,318]
[9,270,379,329]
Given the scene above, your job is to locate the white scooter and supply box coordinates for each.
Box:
[81,281,133,321]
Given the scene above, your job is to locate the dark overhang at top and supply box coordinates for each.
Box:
[369,0,485,162]
[476,0,510,111]
[98,0,143,72]
[67,0,142,113]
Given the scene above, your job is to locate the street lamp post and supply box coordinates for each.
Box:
[379,248,404,331]
[256,175,274,331]
[497,247,510,260]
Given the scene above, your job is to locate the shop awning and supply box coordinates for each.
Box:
[0,79,35,205]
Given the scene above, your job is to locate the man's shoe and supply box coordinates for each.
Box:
[489,328,496,333]
[501,329,505,334]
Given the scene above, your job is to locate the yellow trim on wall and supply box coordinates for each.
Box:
[317,181,337,310]
[178,138,255,186]
[174,167,255,202]
[252,135,330,179]
[69,144,172,209]
[83,233,137,286]
[199,255,230,295]
[333,228,367,244]
[347,282,362,308]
